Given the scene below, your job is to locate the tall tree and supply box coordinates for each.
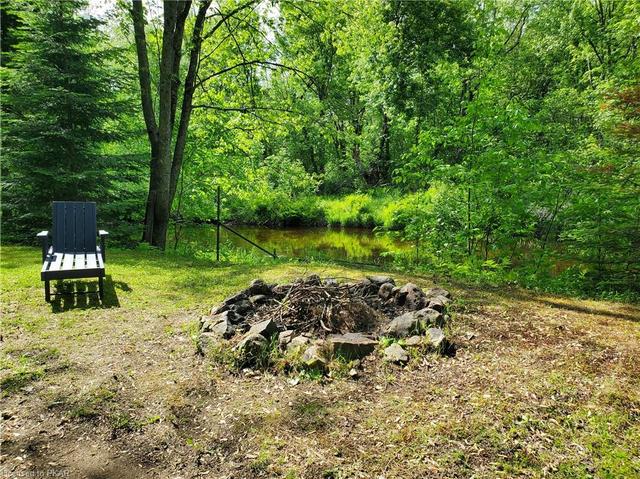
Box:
[132,0,274,248]
[2,0,122,239]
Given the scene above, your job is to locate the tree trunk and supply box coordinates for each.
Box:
[375,108,390,184]
[131,0,211,249]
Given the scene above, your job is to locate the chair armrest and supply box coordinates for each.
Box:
[37,231,50,262]
[98,230,108,262]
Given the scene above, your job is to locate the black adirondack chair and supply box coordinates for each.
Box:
[37,202,108,302]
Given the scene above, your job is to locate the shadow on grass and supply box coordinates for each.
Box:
[538,299,640,323]
[51,275,128,313]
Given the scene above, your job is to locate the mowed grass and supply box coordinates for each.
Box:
[1,245,639,479]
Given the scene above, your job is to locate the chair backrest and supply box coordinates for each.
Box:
[52,201,97,253]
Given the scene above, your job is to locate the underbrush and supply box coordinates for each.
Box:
[218,188,434,229]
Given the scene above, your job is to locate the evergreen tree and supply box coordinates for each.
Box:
[2,0,123,240]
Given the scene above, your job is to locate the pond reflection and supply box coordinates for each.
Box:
[176,225,411,264]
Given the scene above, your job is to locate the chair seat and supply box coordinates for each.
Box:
[41,247,105,280]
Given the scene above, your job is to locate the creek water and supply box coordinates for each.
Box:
[175,225,411,264]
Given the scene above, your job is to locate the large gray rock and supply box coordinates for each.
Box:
[385,312,422,337]
[397,283,427,310]
[248,279,272,296]
[378,282,395,301]
[301,345,327,369]
[384,343,409,363]
[328,333,377,359]
[367,275,395,287]
[247,319,279,338]
[385,308,444,337]
[426,327,447,351]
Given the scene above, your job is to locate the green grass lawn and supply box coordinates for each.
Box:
[1,245,639,478]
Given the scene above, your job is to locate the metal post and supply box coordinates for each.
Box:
[216,186,221,262]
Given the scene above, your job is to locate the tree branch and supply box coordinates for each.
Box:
[196,60,316,92]
[202,0,258,40]
[170,0,212,200]
[131,0,158,141]
[170,1,192,130]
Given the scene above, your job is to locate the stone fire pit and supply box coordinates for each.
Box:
[197,275,453,371]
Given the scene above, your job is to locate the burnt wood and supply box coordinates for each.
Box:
[38,202,108,302]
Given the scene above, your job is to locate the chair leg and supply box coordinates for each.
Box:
[98,276,104,300]
[45,280,51,302]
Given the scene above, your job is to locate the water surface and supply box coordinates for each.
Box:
[176,225,410,264]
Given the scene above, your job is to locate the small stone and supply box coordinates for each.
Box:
[426,297,446,313]
[367,275,395,286]
[196,332,221,354]
[223,291,248,306]
[384,343,409,363]
[230,299,252,315]
[427,294,452,312]
[301,345,327,369]
[348,368,359,378]
[386,308,443,337]
[271,284,293,298]
[287,334,312,352]
[426,327,447,351]
[425,287,452,300]
[415,307,445,328]
[249,294,269,305]
[404,335,423,347]
[210,303,229,315]
[356,278,379,295]
[304,274,321,285]
[247,319,279,338]
[378,282,395,301]
[201,312,236,338]
[234,333,268,358]
[248,279,272,296]
[211,318,235,338]
[323,278,339,286]
[328,333,377,359]
[278,330,295,349]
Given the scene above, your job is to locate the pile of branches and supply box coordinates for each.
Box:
[256,279,387,336]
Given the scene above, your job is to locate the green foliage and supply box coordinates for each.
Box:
[2,0,639,296]
[1,0,138,241]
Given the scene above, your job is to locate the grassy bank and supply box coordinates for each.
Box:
[1,246,639,478]
[223,189,422,229]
